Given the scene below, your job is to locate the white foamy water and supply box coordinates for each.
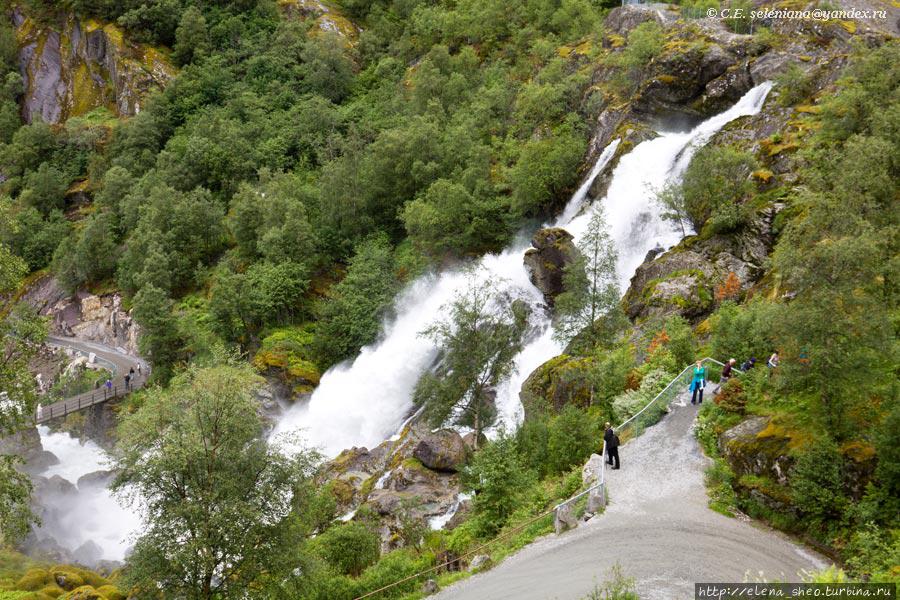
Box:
[37,426,142,561]
[274,83,772,457]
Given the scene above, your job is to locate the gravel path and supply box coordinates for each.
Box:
[432,395,828,600]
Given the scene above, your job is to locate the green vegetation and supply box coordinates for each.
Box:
[686,45,900,581]
[554,208,624,350]
[111,362,326,599]
[0,550,124,600]
[0,246,46,545]
[414,275,528,446]
[680,145,758,234]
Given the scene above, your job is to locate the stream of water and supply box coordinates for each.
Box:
[273,82,773,458]
[35,82,772,558]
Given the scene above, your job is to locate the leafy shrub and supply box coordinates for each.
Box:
[790,442,849,531]
[775,63,814,106]
[515,416,552,478]
[353,549,431,598]
[709,300,775,366]
[547,406,601,475]
[462,432,535,536]
[681,145,757,232]
[313,521,381,577]
[846,523,900,582]
[713,378,746,414]
[582,563,639,599]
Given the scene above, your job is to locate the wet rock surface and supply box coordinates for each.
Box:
[22,276,141,355]
[622,204,779,323]
[523,228,579,307]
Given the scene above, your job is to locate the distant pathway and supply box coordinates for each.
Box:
[432,394,827,600]
[36,336,148,423]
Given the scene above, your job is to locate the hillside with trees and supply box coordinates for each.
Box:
[0,0,897,597]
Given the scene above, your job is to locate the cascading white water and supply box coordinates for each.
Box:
[36,427,142,562]
[274,82,772,458]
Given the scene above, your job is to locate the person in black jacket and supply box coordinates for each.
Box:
[604,422,620,469]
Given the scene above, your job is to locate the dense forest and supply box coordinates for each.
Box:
[0,0,897,597]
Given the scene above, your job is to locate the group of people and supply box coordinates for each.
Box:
[689,351,781,404]
[602,352,783,469]
[95,363,143,393]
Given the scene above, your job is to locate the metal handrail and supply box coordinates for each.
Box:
[554,357,727,512]
[34,372,148,424]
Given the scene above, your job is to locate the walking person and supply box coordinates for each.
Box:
[690,359,707,405]
[604,422,620,469]
[104,378,112,396]
[137,363,142,376]
[129,366,135,379]
[741,357,757,372]
[767,351,780,370]
[124,373,131,391]
[721,358,736,383]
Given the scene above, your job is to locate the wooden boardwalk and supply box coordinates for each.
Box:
[36,336,148,424]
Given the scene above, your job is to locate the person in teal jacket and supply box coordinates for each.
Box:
[690,360,706,405]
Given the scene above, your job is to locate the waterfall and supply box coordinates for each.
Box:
[274,82,772,458]
[36,427,142,562]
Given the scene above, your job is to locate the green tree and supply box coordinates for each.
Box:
[461,431,534,535]
[554,208,623,349]
[209,261,310,346]
[113,363,322,599]
[653,182,689,237]
[0,244,46,543]
[510,121,586,217]
[314,235,398,367]
[547,405,600,475]
[312,521,381,576]
[414,275,528,446]
[172,6,209,66]
[681,145,756,232]
[0,201,69,271]
[132,284,183,382]
[19,162,68,215]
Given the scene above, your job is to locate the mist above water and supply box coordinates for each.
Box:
[34,427,142,562]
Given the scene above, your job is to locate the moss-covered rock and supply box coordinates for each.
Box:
[252,325,321,395]
[13,7,176,125]
[57,586,103,600]
[413,430,467,472]
[718,416,799,485]
[519,354,597,418]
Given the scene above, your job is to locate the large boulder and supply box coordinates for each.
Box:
[0,427,59,475]
[634,43,741,117]
[76,470,116,490]
[623,206,779,323]
[413,430,467,472]
[519,354,597,418]
[718,416,794,485]
[604,4,672,36]
[523,228,579,307]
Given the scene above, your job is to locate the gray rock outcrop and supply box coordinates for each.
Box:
[413,430,467,472]
[13,8,176,124]
[523,228,579,307]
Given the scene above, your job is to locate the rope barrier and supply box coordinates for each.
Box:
[354,507,557,599]
[353,357,731,599]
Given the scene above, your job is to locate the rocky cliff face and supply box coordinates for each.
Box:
[22,275,141,355]
[12,8,176,124]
